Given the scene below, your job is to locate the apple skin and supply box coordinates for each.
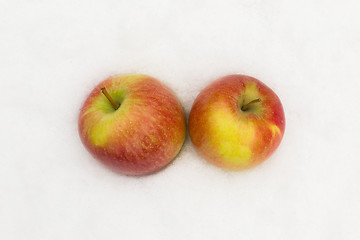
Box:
[78,74,186,175]
[188,74,285,170]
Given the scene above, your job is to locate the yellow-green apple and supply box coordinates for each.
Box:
[78,74,186,175]
[189,74,285,170]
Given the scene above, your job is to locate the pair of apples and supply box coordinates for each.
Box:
[78,74,285,175]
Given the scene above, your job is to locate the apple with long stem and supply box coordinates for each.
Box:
[189,74,285,170]
[78,74,186,175]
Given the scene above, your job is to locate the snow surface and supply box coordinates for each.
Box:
[1,0,360,239]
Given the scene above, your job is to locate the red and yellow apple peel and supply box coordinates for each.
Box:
[78,74,186,176]
[189,74,285,170]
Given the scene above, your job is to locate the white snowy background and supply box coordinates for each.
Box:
[1,0,360,239]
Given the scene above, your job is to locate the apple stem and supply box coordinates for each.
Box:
[101,87,120,110]
[241,98,261,111]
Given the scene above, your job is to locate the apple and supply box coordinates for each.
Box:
[78,74,186,175]
[188,74,285,170]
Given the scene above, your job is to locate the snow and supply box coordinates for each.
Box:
[1,0,360,239]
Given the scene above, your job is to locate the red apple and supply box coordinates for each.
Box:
[78,74,186,175]
[189,74,285,170]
